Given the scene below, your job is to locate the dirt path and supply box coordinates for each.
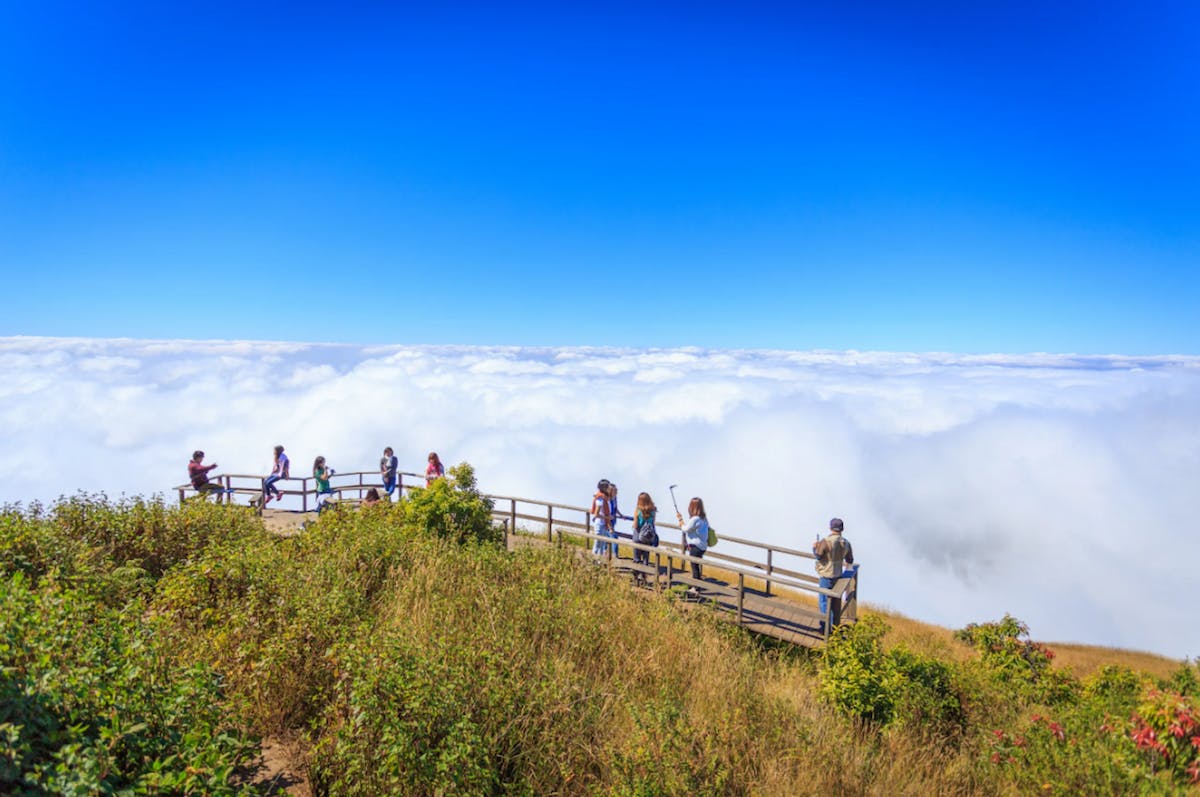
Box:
[247,737,310,795]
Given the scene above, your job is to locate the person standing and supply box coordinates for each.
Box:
[608,483,632,548]
[380,447,399,498]
[187,451,224,500]
[425,452,445,486]
[633,492,658,571]
[262,445,289,505]
[812,517,854,627]
[591,479,613,557]
[676,497,709,582]
[313,456,335,513]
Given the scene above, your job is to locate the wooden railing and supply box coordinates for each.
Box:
[175,469,429,512]
[488,492,859,641]
[175,470,860,642]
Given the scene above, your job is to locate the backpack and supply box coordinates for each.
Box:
[707,523,718,547]
[636,511,659,547]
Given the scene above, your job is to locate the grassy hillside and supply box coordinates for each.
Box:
[2,470,1198,795]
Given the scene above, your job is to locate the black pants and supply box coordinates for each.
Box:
[687,545,704,580]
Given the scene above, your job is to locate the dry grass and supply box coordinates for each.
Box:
[1047,641,1181,680]
[684,552,1184,681]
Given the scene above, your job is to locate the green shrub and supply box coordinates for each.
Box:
[400,463,499,545]
[0,572,258,794]
[955,615,1078,705]
[819,616,964,734]
[0,495,267,601]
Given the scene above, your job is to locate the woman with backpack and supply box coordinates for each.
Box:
[633,492,659,574]
[676,496,708,581]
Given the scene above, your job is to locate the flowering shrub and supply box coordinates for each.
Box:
[955,615,1077,704]
[1130,690,1200,785]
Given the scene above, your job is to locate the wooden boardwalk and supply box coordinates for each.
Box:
[177,469,859,649]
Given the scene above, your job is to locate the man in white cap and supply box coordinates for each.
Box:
[812,517,853,628]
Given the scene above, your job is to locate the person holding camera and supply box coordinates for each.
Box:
[313,455,336,513]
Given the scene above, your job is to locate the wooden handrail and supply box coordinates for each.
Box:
[175,468,861,643]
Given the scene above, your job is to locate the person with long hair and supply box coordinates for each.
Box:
[425,452,445,486]
[313,455,335,513]
[676,496,708,582]
[607,483,632,546]
[262,445,289,505]
[633,491,658,572]
[591,479,613,557]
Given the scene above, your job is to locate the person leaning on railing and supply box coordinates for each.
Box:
[812,517,854,630]
[591,479,614,557]
[313,456,335,513]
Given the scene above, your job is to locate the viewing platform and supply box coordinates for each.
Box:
[176,469,860,648]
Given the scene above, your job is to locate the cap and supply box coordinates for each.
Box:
[829,517,844,532]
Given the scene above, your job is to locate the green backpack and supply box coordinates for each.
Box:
[707,523,718,547]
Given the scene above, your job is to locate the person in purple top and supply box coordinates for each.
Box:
[262,445,289,505]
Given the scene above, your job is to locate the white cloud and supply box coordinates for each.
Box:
[1,336,1198,658]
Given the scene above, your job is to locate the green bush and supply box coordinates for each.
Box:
[0,495,267,602]
[0,572,258,794]
[400,463,499,545]
[955,615,1078,705]
[819,616,964,734]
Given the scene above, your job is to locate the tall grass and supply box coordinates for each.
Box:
[3,488,1198,795]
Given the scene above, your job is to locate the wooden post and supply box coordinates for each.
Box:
[841,567,858,623]
[737,573,745,624]
[223,474,232,505]
[546,504,553,542]
[654,551,661,591]
[765,549,773,597]
[302,478,308,513]
[358,471,364,499]
[177,487,185,504]
[510,499,517,539]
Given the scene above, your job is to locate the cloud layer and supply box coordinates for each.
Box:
[2,336,1198,657]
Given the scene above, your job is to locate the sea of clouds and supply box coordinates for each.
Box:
[2,336,1198,658]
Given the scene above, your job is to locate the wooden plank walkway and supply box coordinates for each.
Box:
[509,531,842,649]
[177,469,859,649]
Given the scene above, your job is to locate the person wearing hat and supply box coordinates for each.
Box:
[812,517,854,627]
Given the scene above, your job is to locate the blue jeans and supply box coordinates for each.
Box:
[818,576,836,619]
[383,476,396,495]
[263,474,283,499]
[593,526,613,556]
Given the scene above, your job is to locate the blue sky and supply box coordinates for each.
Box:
[2,2,1197,353]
